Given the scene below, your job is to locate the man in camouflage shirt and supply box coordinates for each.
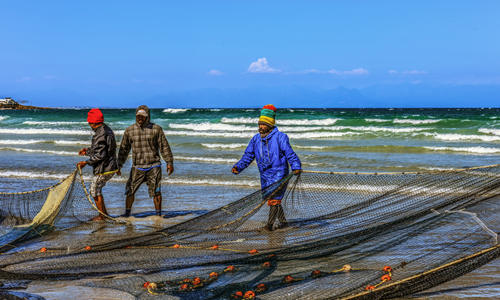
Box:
[117,105,174,217]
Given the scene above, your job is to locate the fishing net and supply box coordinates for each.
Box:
[0,165,499,299]
[0,171,100,252]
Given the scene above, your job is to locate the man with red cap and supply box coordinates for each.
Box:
[77,108,119,221]
[232,104,302,231]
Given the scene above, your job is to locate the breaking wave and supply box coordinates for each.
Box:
[163,108,190,114]
[201,143,247,149]
[478,128,500,136]
[393,119,441,125]
[220,117,339,126]
[423,146,500,154]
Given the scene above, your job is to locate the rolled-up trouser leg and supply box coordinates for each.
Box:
[267,205,278,228]
[276,205,287,224]
[268,204,287,226]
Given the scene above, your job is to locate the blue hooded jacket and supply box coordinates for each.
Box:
[234,127,301,191]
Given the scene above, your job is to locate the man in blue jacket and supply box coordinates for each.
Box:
[232,104,302,231]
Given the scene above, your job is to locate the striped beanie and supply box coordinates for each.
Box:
[258,104,276,127]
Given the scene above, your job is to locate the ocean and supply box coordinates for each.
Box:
[0,107,499,299]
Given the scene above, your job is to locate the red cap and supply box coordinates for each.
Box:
[87,108,104,123]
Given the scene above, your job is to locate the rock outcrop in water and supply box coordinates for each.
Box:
[0,97,50,110]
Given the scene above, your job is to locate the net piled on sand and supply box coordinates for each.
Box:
[0,165,499,299]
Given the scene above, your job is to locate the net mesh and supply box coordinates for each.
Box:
[0,165,498,299]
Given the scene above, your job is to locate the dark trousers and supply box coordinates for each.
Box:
[267,204,287,227]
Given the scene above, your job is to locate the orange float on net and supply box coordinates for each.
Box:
[380,274,391,281]
[224,265,236,272]
[283,275,294,283]
[383,265,392,272]
[243,290,256,299]
[248,249,258,254]
[381,274,391,281]
[143,281,150,288]
[232,291,243,298]
[267,254,276,258]
[40,247,47,253]
[366,285,375,291]
[180,283,189,291]
[209,271,219,278]
[311,270,321,277]
[85,246,91,251]
[172,244,181,249]
[210,244,219,250]
[342,264,352,272]
[183,278,191,283]
[255,283,267,293]
[262,261,271,268]
[192,277,202,285]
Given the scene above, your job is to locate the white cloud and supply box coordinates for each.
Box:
[208,69,223,76]
[388,70,398,74]
[328,68,369,75]
[43,75,56,80]
[248,57,281,73]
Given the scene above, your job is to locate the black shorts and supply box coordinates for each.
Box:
[125,166,162,197]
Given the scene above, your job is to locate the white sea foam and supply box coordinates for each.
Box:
[54,140,89,146]
[220,117,339,126]
[478,128,500,136]
[0,116,8,122]
[0,147,75,156]
[163,108,190,113]
[423,146,500,154]
[0,170,259,187]
[23,121,87,125]
[294,145,329,150]
[343,126,430,133]
[176,155,238,164]
[170,122,352,133]
[164,130,254,138]
[0,139,45,145]
[418,166,456,171]
[0,128,125,135]
[165,178,259,187]
[169,123,254,131]
[164,130,362,139]
[201,143,247,149]
[365,118,390,123]
[0,170,68,180]
[393,119,441,124]
[432,133,500,142]
[291,132,362,139]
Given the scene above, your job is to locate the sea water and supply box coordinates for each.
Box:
[0,107,499,299]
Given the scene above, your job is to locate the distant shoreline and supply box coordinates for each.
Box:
[0,97,51,110]
[0,104,51,110]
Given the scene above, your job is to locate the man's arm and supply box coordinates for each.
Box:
[158,127,174,175]
[280,134,301,172]
[86,139,108,166]
[117,128,131,168]
[233,137,256,174]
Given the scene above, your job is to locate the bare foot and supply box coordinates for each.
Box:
[91,215,105,221]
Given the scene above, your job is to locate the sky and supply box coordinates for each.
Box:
[1,1,499,108]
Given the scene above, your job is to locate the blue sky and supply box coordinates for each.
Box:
[1,1,499,107]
